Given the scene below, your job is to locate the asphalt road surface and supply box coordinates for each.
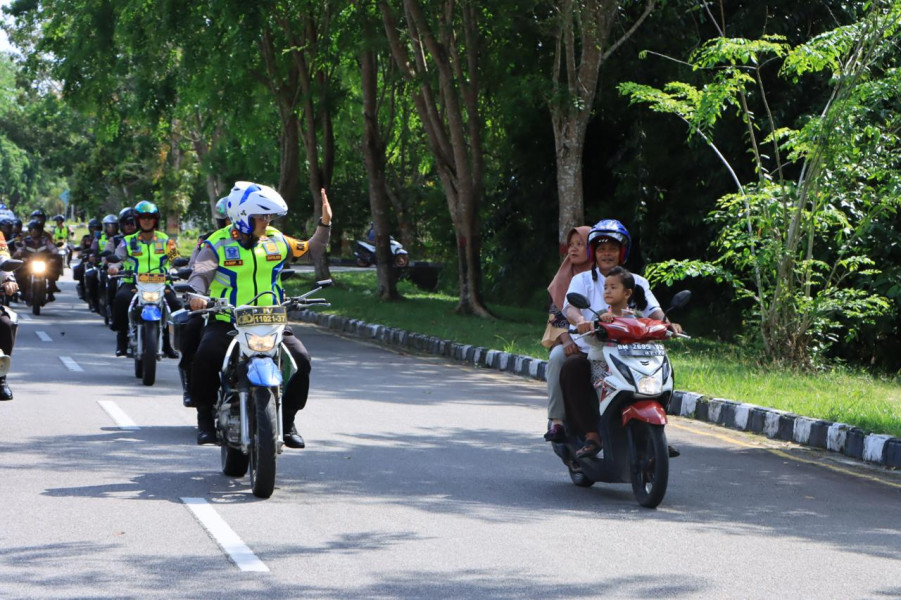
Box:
[1,275,899,599]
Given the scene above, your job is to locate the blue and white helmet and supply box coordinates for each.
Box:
[226,182,288,234]
[587,219,631,264]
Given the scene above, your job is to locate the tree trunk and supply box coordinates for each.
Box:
[361,39,401,300]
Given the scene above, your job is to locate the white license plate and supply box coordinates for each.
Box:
[617,343,665,357]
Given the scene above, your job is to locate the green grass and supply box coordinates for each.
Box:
[287,270,901,438]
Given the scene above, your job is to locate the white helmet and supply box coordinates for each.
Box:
[226,181,288,234]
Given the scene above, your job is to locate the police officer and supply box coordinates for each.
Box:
[0,231,19,400]
[108,201,182,357]
[186,182,331,446]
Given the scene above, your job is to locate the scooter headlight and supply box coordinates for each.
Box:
[32,260,46,274]
[638,376,662,395]
[141,290,161,302]
[247,333,278,352]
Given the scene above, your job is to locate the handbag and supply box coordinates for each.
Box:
[541,314,567,349]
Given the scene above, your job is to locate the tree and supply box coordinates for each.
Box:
[380,0,491,316]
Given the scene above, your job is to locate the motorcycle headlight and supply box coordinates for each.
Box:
[32,261,46,274]
[141,291,161,302]
[247,333,277,352]
[638,376,662,395]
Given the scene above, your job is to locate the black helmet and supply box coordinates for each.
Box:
[0,218,14,232]
[27,219,43,231]
[118,207,137,228]
[53,214,65,223]
[30,209,47,224]
[13,218,22,229]
[88,218,102,230]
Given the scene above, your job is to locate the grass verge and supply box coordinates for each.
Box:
[287,269,901,438]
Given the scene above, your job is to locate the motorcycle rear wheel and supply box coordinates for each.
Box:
[393,253,409,268]
[248,387,278,499]
[31,280,44,316]
[629,422,669,508]
[222,445,249,477]
[568,463,595,488]
[141,321,158,386]
[355,257,371,268]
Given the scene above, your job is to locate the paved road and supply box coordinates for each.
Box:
[1,276,899,599]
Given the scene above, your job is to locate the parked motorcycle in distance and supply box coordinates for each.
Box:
[552,290,691,508]
[173,276,332,499]
[353,224,409,268]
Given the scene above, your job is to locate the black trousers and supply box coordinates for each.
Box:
[0,310,16,356]
[191,320,312,424]
[560,355,599,436]
[177,313,205,370]
[111,284,182,332]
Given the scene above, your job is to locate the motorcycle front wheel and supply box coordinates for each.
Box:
[248,387,278,498]
[31,278,44,315]
[629,422,669,508]
[141,321,158,386]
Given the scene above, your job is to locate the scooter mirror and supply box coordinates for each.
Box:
[169,309,192,325]
[175,268,193,280]
[0,259,23,272]
[173,283,194,294]
[316,279,333,288]
[171,257,189,268]
[668,290,692,311]
[566,292,590,310]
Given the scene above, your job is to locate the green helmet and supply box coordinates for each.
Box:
[215,197,228,219]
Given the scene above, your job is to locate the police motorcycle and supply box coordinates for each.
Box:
[353,223,409,268]
[20,246,55,316]
[173,277,331,499]
[108,255,188,386]
[0,259,22,372]
[552,290,690,508]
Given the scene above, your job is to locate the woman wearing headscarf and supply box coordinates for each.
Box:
[542,226,591,442]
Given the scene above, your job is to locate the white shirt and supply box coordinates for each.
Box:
[562,269,662,353]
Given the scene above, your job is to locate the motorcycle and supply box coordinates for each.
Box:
[20,247,54,315]
[111,257,187,386]
[552,290,690,508]
[353,225,409,268]
[174,277,331,499]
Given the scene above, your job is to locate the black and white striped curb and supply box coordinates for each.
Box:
[292,309,901,469]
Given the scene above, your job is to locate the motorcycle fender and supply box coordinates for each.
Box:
[247,357,283,387]
[141,304,162,321]
[621,400,668,427]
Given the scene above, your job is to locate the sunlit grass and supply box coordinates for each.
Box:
[288,270,901,437]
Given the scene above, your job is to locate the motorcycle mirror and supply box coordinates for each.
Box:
[566,292,590,310]
[169,309,192,325]
[171,257,189,268]
[176,268,193,280]
[106,255,122,264]
[280,269,296,281]
[316,279,333,288]
[667,290,692,312]
[173,283,194,294]
[0,259,23,272]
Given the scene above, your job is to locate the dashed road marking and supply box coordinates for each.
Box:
[59,356,83,372]
[36,331,52,342]
[97,400,139,430]
[181,498,269,572]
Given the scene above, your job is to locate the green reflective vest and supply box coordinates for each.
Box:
[205,226,290,322]
[122,231,176,283]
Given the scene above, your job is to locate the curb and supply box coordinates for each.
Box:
[291,309,901,469]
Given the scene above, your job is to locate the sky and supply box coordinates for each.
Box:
[0,0,14,56]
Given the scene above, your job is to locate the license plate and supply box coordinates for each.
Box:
[137,273,167,284]
[617,343,665,357]
[235,306,288,326]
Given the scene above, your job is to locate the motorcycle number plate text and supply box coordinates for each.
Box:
[137,273,167,284]
[235,307,288,326]
[617,343,665,356]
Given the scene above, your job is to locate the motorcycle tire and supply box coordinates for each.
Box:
[629,422,669,508]
[221,445,249,477]
[248,387,278,499]
[393,253,409,268]
[31,280,44,316]
[141,321,158,386]
[355,257,371,268]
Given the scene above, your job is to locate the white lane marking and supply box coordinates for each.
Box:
[36,331,52,342]
[59,356,83,372]
[181,498,269,572]
[97,400,140,430]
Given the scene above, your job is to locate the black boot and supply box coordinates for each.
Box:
[115,331,128,357]
[179,367,194,408]
[197,409,216,445]
[163,332,179,359]
[0,377,12,401]
[283,412,305,449]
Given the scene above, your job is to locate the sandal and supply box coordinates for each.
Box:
[575,438,603,460]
